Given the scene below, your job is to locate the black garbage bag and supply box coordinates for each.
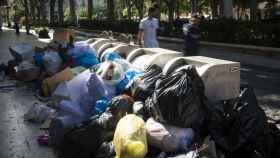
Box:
[95,141,115,158]
[146,65,208,139]
[57,95,134,158]
[57,120,106,158]
[131,64,163,102]
[268,120,280,158]
[94,94,134,131]
[208,86,275,158]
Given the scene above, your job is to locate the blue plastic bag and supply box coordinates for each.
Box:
[74,53,99,68]
[34,52,45,67]
[58,100,90,119]
[68,42,95,58]
[93,99,110,115]
[68,42,99,68]
[102,51,122,62]
[116,70,142,94]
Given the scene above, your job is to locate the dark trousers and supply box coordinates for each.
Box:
[184,45,199,56]
[15,23,20,35]
[183,36,199,56]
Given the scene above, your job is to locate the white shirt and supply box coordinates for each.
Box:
[139,17,159,48]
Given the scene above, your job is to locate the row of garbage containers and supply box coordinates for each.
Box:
[85,38,241,102]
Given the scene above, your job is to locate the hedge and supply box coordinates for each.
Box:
[46,19,280,48]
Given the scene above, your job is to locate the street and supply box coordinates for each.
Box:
[0,28,279,158]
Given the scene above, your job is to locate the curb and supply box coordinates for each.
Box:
[72,27,280,59]
[158,36,280,58]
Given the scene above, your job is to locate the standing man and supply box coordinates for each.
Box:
[13,5,20,35]
[182,15,201,56]
[137,7,160,48]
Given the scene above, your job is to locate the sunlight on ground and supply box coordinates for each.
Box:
[2,27,53,44]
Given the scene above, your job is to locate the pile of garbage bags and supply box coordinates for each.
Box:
[4,36,280,158]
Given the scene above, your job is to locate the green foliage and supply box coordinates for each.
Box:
[79,7,88,18]
[77,18,280,47]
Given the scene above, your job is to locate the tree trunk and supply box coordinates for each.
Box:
[154,0,162,20]
[191,0,198,14]
[168,1,175,23]
[128,0,132,20]
[50,0,56,24]
[219,0,224,17]
[139,0,144,19]
[164,0,175,23]
[69,0,77,24]
[250,0,257,21]
[107,0,115,20]
[40,0,48,23]
[175,0,180,18]
[88,0,93,20]
[58,0,64,25]
[30,0,36,21]
[24,0,30,34]
[222,0,233,18]
[37,5,41,22]
[210,0,218,18]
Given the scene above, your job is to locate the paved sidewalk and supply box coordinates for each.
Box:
[0,28,55,158]
[0,27,48,63]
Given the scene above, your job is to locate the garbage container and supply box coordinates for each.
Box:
[127,48,183,71]
[100,44,139,61]
[163,56,240,101]
[89,38,114,55]
[97,42,125,59]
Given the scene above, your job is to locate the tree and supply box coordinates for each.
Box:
[210,0,218,18]
[88,0,93,20]
[50,0,57,24]
[163,0,176,23]
[127,0,133,20]
[107,0,115,20]
[190,0,199,13]
[40,0,48,23]
[235,0,249,19]
[250,0,257,20]
[134,0,144,20]
[69,0,77,24]
[30,0,37,21]
[24,0,30,34]
[58,0,64,25]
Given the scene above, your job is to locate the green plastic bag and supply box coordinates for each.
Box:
[113,114,147,158]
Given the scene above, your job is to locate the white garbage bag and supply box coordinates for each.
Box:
[43,51,63,75]
[146,118,195,152]
[10,43,35,61]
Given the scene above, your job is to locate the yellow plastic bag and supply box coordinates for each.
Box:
[113,114,147,158]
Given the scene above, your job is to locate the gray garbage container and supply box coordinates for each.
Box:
[127,48,183,71]
[163,56,240,101]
